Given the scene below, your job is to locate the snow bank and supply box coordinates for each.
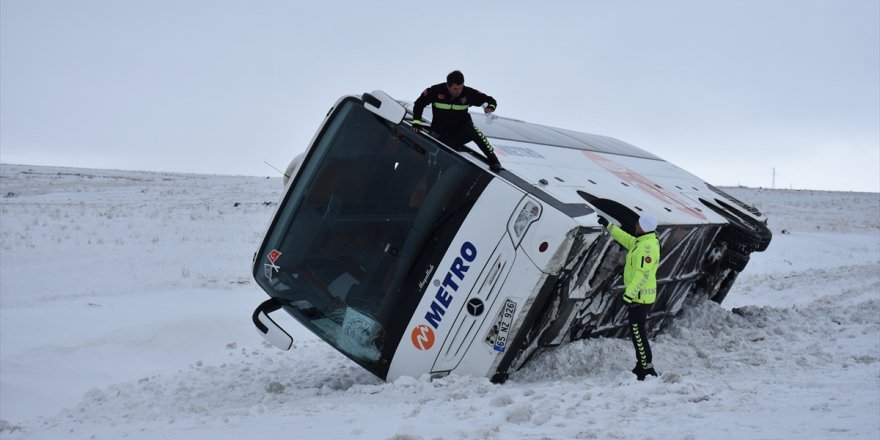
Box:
[1,164,878,439]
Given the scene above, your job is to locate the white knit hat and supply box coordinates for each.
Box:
[638,215,658,232]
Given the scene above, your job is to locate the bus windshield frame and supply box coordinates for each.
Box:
[253,97,492,379]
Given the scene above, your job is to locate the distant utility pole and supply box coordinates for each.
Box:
[771,167,776,189]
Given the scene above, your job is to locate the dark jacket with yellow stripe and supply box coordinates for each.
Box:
[413,83,497,133]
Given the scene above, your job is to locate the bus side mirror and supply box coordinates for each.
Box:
[283,152,305,187]
[252,298,293,350]
[363,90,405,124]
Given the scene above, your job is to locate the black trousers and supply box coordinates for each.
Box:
[627,304,653,369]
[437,124,500,165]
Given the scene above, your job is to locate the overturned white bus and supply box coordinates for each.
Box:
[250,91,771,383]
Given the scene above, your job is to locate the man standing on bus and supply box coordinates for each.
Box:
[598,214,661,380]
[411,70,504,172]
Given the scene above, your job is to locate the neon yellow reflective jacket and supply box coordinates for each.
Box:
[608,224,660,304]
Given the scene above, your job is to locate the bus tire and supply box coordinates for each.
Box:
[721,250,750,272]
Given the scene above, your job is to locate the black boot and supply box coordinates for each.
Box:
[632,364,658,381]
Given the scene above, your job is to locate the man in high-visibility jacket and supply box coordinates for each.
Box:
[411,70,503,172]
[598,214,660,380]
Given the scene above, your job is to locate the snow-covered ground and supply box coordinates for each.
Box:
[1,163,878,439]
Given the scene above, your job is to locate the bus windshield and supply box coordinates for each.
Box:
[254,98,491,378]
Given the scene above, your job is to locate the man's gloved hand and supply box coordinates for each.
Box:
[597,216,609,227]
[490,162,504,172]
[411,125,422,134]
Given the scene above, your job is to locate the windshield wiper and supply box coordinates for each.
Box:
[382,176,478,297]
[387,125,427,156]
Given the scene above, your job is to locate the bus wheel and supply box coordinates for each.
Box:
[721,249,750,272]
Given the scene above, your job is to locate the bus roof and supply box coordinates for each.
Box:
[401,100,661,161]
[473,115,663,161]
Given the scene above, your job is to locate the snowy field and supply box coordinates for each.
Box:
[1,163,878,439]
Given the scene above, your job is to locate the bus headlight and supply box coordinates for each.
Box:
[509,199,542,247]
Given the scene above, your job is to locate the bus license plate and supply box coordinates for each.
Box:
[493,299,517,352]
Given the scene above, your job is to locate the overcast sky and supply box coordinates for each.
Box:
[1,0,878,192]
